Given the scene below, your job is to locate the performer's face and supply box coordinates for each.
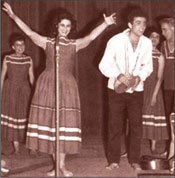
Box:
[128,17,147,37]
[149,32,160,48]
[57,19,72,37]
[12,40,25,55]
[161,23,174,41]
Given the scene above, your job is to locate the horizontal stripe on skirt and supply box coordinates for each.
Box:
[27,124,81,142]
[1,114,27,129]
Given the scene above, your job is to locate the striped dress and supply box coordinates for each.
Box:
[161,41,174,91]
[1,55,32,142]
[161,41,175,118]
[26,37,81,154]
[142,50,169,140]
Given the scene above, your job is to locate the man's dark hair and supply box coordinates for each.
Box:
[127,8,147,24]
[9,32,26,47]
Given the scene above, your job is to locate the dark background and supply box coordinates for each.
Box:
[1,0,175,138]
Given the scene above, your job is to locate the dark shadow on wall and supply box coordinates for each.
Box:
[76,10,108,137]
[76,9,106,39]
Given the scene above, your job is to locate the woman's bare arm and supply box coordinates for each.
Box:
[28,58,35,85]
[3,2,47,50]
[151,54,165,106]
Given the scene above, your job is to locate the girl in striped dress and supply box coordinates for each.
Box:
[3,2,116,177]
[142,26,169,155]
[1,33,34,155]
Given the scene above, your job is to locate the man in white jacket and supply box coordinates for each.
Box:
[99,8,153,171]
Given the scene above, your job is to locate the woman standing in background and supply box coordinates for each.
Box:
[142,26,169,155]
[1,33,34,156]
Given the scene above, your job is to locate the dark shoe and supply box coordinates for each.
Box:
[131,163,142,171]
[106,163,119,170]
[121,152,127,157]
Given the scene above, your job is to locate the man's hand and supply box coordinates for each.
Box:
[131,76,140,90]
[117,74,130,86]
[115,74,141,93]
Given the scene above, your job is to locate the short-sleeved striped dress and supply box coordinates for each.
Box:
[142,50,169,140]
[26,37,81,154]
[1,55,32,142]
[161,41,175,91]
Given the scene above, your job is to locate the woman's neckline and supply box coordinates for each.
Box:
[166,41,174,53]
[10,54,26,58]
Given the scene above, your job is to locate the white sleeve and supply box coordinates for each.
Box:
[99,39,121,78]
[137,40,153,81]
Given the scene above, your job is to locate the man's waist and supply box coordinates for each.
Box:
[107,78,144,93]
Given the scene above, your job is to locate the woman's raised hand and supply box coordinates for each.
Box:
[103,13,116,26]
[2,2,15,18]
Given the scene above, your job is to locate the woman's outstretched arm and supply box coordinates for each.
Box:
[3,2,47,50]
[76,13,116,52]
[28,57,35,85]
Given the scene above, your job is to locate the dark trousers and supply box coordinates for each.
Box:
[107,89,143,164]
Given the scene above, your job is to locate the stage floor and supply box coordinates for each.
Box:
[1,135,173,177]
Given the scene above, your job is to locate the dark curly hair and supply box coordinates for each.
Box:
[144,26,161,38]
[9,32,26,47]
[45,8,77,39]
[127,8,148,24]
[144,25,164,49]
